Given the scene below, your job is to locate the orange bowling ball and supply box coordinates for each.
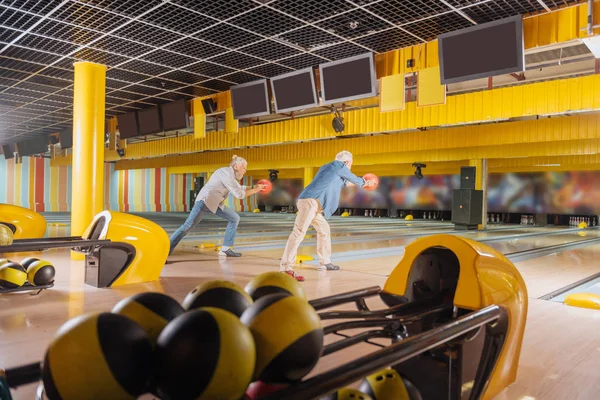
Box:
[363,173,379,191]
[257,179,273,194]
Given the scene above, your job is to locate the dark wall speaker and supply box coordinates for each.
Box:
[451,189,483,225]
[460,166,476,190]
[201,98,217,114]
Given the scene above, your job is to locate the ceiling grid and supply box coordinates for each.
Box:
[0,0,581,145]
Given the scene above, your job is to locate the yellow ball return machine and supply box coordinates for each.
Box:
[0,208,170,291]
[1,234,527,400]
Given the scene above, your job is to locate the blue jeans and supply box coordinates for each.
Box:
[169,200,240,254]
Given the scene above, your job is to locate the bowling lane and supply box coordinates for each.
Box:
[485,229,600,254]
[507,243,600,298]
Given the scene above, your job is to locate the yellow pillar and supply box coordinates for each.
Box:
[303,167,314,188]
[225,107,239,134]
[193,98,206,139]
[71,61,106,260]
[469,159,488,230]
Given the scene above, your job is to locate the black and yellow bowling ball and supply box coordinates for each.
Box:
[42,312,153,400]
[325,388,373,400]
[359,368,419,400]
[183,280,253,318]
[154,307,255,400]
[0,224,13,246]
[240,293,323,383]
[26,260,55,286]
[0,262,27,289]
[20,257,40,270]
[244,271,307,301]
[112,292,184,345]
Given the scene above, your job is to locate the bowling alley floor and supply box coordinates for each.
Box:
[2,212,600,399]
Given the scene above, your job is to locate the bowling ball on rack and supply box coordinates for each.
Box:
[324,388,373,400]
[359,368,422,400]
[112,292,184,346]
[257,179,273,195]
[0,224,13,246]
[0,262,27,289]
[154,308,255,400]
[363,173,379,191]
[240,293,323,384]
[20,257,40,270]
[183,280,253,318]
[27,260,55,286]
[41,312,153,400]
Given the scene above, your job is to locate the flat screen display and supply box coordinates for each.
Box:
[59,128,72,149]
[137,106,162,136]
[319,53,377,105]
[438,15,524,84]
[2,144,14,159]
[270,68,318,113]
[117,111,139,139]
[17,137,48,156]
[160,99,189,131]
[230,79,270,120]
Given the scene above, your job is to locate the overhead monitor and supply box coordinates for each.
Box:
[230,79,270,120]
[438,15,524,84]
[137,106,163,136]
[59,128,73,149]
[117,111,139,139]
[17,137,48,156]
[270,67,318,114]
[2,144,14,159]
[319,52,377,105]
[160,99,189,131]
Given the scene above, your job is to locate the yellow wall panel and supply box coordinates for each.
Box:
[417,66,446,107]
[115,115,600,171]
[380,74,405,112]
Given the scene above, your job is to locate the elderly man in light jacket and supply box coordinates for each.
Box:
[280,150,376,281]
[169,155,266,257]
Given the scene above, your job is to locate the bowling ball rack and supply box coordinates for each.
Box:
[1,286,509,400]
[0,236,110,295]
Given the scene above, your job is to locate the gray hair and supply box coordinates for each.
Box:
[335,150,353,163]
[230,155,247,167]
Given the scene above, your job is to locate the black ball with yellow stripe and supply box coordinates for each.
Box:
[0,262,27,289]
[26,260,55,286]
[0,258,11,267]
[244,271,307,301]
[183,280,253,318]
[240,292,323,383]
[41,312,153,400]
[20,257,40,270]
[112,292,184,345]
[359,368,421,400]
[325,388,373,400]
[154,307,255,400]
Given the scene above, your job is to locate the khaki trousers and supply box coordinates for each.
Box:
[280,198,331,271]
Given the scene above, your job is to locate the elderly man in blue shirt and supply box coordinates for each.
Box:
[280,150,376,281]
[169,155,266,257]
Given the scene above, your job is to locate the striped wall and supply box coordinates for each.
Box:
[0,158,256,213]
[107,164,194,212]
[0,156,71,212]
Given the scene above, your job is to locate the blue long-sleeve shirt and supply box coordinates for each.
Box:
[298,160,366,219]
